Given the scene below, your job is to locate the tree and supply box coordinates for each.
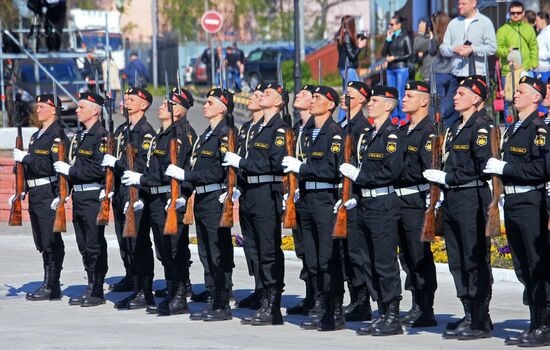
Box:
[310,0,355,40]
[160,0,202,41]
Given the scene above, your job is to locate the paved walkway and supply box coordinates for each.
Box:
[0,223,529,349]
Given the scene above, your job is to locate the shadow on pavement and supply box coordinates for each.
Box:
[3,281,43,297]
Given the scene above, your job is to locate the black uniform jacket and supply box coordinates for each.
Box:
[68,120,108,185]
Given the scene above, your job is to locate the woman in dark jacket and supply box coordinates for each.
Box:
[382,15,412,124]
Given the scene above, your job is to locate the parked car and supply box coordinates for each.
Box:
[192,57,208,85]
[244,48,294,88]
[5,57,87,126]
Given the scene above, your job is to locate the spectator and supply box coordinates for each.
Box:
[525,9,537,30]
[124,52,149,88]
[503,49,526,118]
[101,56,121,110]
[428,11,455,126]
[496,1,538,123]
[335,15,367,121]
[535,12,550,114]
[232,42,246,92]
[382,15,412,124]
[200,47,220,87]
[413,17,435,82]
[439,0,496,125]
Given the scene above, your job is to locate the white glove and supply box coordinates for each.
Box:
[7,192,26,205]
[165,197,187,211]
[53,161,71,176]
[101,154,118,168]
[423,169,447,185]
[333,198,358,213]
[483,158,507,175]
[499,194,505,208]
[121,170,142,186]
[222,152,242,168]
[99,189,114,201]
[13,149,28,163]
[165,164,186,181]
[425,191,444,209]
[50,196,69,210]
[218,187,241,204]
[339,163,360,182]
[283,189,300,203]
[123,200,144,214]
[282,156,303,174]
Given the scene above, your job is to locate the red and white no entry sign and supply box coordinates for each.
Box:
[201,10,223,34]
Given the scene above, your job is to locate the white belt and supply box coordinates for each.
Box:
[26,176,57,188]
[195,183,226,194]
[73,183,102,192]
[395,184,430,197]
[504,184,544,195]
[361,186,395,198]
[305,182,338,190]
[447,180,485,189]
[247,175,283,184]
[149,185,171,195]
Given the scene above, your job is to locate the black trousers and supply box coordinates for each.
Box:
[112,190,134,274]
[505,189,550,305]
[397,192,437,293]
[194,190,234,290]
[239,192,261,290]
[357,193,401,303]
[343,205,369,288]
[72,190,107,274]
[442,186,492,301]
[293,196,309,282]
[241,183,285,289]
[300,189,344,295]
[28,184,65,268]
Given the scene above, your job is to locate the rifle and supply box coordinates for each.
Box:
[220,62,236,228]
[122,79,138,237]
[176,69,195,225]
[510,61,519,122]
[484,54,503,237]
[9,85,24,226]
[164,70,179,235]
[421,67,444,242]
[52,80,68,233]
[333,59,352,239]
[97,66,115,225]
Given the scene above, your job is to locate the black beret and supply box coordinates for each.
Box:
[208,88,234,113]
[170,87,194,109]
[125,87,153,104]
[313,85,339,111]
[35,94,61,108]
[78,92,104,106]
[301,84,317,94]
[264,83,290,105]
[255,82,269,92]
[519,76,547,99]
[371,86,398,99]
[459,76,488,100]
[347,81,371,98]
[405,81,430,94]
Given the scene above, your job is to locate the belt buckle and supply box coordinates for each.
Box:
[372,189,377,198]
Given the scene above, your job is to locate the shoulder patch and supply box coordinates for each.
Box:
[143,133,153,139]
[53,137,61,142]
[387,133,398,139]
[478,128,488,134]
[537,128,548,134]
[535,134,546,146]
[222,136,228,141]
[386,141,397,153]
[424,139,432,152]
[51,144,59,154]
[332,134,342,140]
[219,142,229,153]
[274,135,285,147]
[330,141,341,153]
[476,134,488,147]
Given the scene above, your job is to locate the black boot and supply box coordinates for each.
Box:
[156,280,176,314]
[400,291,420,324]
[81,273,106,307]
[191,289,210,302]
[190,288,213,321]
[372,299,404,336]
[251,288,284,326]
[344,281,357,313]
[235,289,259,309]
[403,292,437,328]
[114,275,141,310]
[457,300,491,340]
[357,302,387,335]
[241,288,266,325]
[506,305,535,346]
[442,298,471,339]
[129,275,155,310]
[323,294,345,331]
[69,271,93,306]
[109,269,134,292]
[28,256,62,301]
[317,292,340,331]
[158,280,189,316]
[27,254,49,300]
[204,288,232,321]
[518,304,550,347]
[287,280,315,315]
[345,284,372,322]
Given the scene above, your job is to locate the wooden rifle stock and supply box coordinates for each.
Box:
[333,135,352,239]
[220,127,236,228]
[53,140,68,233]
[485,126,503,237]
[421,132,443,242]
[164,138,179,235]
[9,129,24,226]
[183,134,195,225]
[283,129,298,229]
[97,135,115,225]
[123,143,138,237]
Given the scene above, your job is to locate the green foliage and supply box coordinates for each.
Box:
[281,60,313,91]
[161,0,202,41]
[0,0,18,27]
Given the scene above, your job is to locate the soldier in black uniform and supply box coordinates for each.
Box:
[340,86,404,336]
[423,77,492,340]
[223,84,288,326]
[335,80,373,322]
[484,76,550,347]
[165,88,234,321]
[11,94,68,301]
[52,93,108,307]
[285,84,318,316]
[234,83,267,310]
[283,86,345,331]
[120,89,196,315]
[101,87,157,309]
[394,81,438,328]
